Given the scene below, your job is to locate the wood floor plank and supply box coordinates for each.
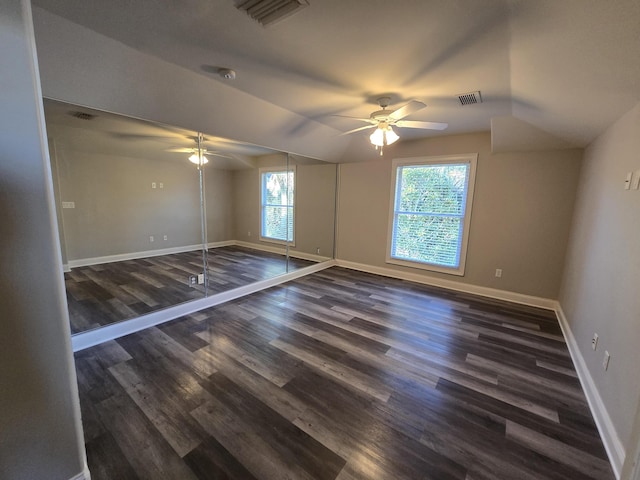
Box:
[65,246,314,333]
[194,372,346,480]
[75,266,615,480]
[270,335,394,402]
[505,420,613,479]
[85,432,140,480]
[183,436,259,480]
[97,393,199,480]
[109,360,210,457]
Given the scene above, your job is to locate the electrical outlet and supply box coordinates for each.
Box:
[159,182,164,189]
[152,182,157,189]
[592,333,599,350]
[163,235,168,241]
[603,351,611,371]
[149,235,154,242]
[316,248,321,255]
[197,274,205,285]
[188,275,197,286]
[495,268,502,278]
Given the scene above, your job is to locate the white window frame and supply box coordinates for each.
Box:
[386,154,477,276]
[259,166,296,246]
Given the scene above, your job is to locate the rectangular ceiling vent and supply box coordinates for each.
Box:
[69,111,96,121]
[236,0,309,27]
[457,91,483,106]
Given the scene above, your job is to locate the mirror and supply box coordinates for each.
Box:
[43,99,337,335]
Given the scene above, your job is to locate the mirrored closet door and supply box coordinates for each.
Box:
[45,100,208,333]
[44,99,338,335]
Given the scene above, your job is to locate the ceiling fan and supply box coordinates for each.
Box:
[166,146,232,165]
[337,97,448,153]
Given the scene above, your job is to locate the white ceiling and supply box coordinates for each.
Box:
[43,99,277,169]
[33,0,640,150]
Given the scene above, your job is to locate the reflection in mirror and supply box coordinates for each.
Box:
[44,99,207,334]
[44,99,338,336]
[286,153,337,264]
[205,150,338,289]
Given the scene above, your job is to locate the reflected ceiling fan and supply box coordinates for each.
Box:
[337,97,448,153]
[166,145,232,165]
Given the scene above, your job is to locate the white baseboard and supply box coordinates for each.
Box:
[555,304,624,479]
[69,466,90,480]
[67,243,204,269]
[235,240,331,263]
[207,240,237,249]
[67,240,327,269]
[72,260,336,352]
[335,259,557,310]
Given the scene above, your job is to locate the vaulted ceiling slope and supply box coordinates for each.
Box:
[32,0,640,152]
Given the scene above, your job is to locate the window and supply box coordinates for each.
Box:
[260,167,295,244]
[387,154,477,276]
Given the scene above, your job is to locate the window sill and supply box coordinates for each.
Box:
[259,237,296,248]
[386,257,465,276]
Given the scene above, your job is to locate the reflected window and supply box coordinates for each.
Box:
[260,167,295,244]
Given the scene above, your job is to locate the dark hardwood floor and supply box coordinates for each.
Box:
[65,246,314,333]
[74,267,614,480]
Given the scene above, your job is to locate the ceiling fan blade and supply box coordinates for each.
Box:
[388,100,427,121]
[339,124,377,136]
[395,120,448,130]
[166,147,195,153]
[331,115,377,124]
[205,151,233,159]
[111,133,176,142]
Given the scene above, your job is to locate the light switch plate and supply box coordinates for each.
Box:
[632,170,640,190]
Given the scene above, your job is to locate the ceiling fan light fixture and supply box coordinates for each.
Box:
[385,126,399,145]
[370,125,399,147]
[188,153,209,165]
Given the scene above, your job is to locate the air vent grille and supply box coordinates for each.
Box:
[236,0,309,26]
[457,91,483,106]
[69,111,96,121]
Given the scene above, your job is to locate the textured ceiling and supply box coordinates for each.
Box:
[33,0,640,150]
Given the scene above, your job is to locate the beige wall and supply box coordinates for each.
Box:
[205,167,234,243]
[292,162,337,258]
[50,138,335,263]
[559,103,640,464]
[337,132,582,299]
[232,167,261,244]
[0,1,86,478]
[54,147,203,261]
[232,156,336,259]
